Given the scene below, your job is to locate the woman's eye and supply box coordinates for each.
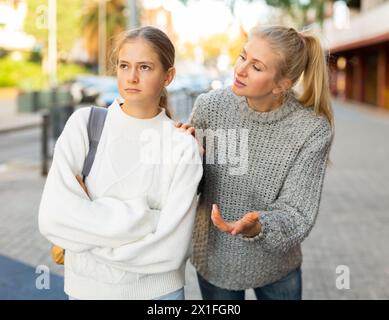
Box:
[239,55,246,61]
[119,64,128,70]
[140,65,151,71]
[253,65,261,71]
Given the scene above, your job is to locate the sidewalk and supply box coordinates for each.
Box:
[0,97,41,134]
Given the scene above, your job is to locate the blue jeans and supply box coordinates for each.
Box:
[154,288,185,300]
[197,268,302,300]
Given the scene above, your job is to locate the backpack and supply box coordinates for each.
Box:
[51,106,108,265]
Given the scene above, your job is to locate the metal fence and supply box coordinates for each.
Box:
[168,89,203,123]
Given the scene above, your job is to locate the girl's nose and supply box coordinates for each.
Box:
[128,69,139,83]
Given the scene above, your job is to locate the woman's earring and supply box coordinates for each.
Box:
[273,91,283,103]
[273,90,288,105]
[282,90,291,101]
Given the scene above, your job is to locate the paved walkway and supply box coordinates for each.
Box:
[0,98,388,299]
[301,99,389,299]
[0,95,41,134]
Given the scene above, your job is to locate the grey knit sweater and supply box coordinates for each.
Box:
[189,87,333,290]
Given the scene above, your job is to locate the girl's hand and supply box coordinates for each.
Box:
[175,122,204,156]
[76,175,89,197]
[211,204,262,238]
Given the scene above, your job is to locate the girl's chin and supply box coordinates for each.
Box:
[122,94,142,100]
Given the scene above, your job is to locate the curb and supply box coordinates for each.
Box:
[0,121,41,134]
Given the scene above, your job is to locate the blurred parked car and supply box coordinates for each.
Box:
[95,82,121,108]
[70,75,119,106]
[167,73,213,93]
[70,72,227,109]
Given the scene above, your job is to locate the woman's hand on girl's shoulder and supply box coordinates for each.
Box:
[174,122,196,136]
[175,122,204,156]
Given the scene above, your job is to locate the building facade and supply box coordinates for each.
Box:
[324,0,389,110]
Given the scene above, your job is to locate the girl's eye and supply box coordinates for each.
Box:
[140,65,151,71]
[253,65,261,71]
[119,64,128,70]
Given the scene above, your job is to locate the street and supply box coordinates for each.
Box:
[0,128,41,164]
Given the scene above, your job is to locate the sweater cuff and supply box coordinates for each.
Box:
[240,230,264,242]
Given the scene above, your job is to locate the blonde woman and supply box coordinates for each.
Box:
[177,26,334,300]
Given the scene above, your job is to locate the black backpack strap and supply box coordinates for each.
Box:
[82,106,108,181]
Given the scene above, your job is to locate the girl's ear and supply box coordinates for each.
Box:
[164,67,176,87]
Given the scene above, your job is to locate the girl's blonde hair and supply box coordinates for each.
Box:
[110,26,174,118]
[250,26,333,127]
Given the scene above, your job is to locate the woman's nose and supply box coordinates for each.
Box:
[236,62,248,77]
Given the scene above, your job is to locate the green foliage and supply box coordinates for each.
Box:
[264,0,327,26]
[0,57,90,90]
[81,0,127,63]
[1,0,90,90]
[24,0,83,53]
[24,0,47,46]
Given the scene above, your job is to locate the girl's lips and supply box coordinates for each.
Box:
[234,78,246,88]
[125,88,141,93]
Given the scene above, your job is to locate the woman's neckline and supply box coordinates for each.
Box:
[235,91,300,124]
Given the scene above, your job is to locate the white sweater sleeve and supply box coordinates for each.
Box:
[90,135,203,273]
[38,108,159,252]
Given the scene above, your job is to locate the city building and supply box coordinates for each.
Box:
[324,0,389,110]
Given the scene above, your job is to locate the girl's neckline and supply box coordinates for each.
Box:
[114,99,166,122]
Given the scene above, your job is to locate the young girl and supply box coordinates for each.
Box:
[177,26,334,299]
[39,26,203,300]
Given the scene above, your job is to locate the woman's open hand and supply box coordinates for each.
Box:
[211,204,262,238]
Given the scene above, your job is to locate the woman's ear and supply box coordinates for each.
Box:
[272,78,292,95]
[164,67,176,87]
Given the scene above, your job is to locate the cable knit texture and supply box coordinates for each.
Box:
[189,87,333,290]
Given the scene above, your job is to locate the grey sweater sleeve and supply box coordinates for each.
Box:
[189,93,208,129]
[256,120,333,254]
[189,94,208,195]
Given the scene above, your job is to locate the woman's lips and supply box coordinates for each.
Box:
[234,78,246,88]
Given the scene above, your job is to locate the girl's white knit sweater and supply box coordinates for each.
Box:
[38,100,203,299]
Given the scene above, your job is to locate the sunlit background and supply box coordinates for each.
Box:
[1,0,389,300]
[1,1,388,110]
[0,1,379,95]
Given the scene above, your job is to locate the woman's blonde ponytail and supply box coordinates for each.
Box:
[299,34,334,127]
